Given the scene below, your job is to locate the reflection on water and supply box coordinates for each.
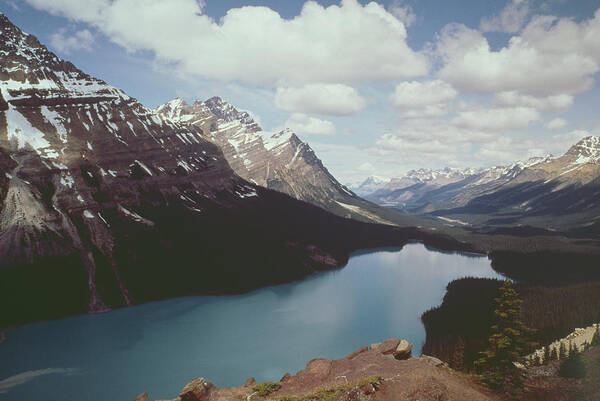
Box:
[0,243,504,401]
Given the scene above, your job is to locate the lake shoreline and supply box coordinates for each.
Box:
[0,244,503,401]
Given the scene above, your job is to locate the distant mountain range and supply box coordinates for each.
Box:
[351,139,600,234]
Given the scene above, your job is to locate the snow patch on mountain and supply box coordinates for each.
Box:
[261,128,294,151]
[568,136,600,165]
[5,105,52,154]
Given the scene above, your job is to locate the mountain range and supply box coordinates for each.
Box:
[352,141,600,235]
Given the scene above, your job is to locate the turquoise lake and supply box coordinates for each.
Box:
[0,243,504,401]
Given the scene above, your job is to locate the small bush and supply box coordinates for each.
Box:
[253,381,282,396]
[274,375,383,401]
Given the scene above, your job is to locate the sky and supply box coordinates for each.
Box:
[1,0,600,184]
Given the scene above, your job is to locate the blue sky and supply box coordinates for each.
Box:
[2,0,600,183]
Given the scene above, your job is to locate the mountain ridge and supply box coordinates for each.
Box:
[155,96,418,226]
[356,136,600,232]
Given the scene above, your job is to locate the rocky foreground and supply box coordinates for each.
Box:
[132,338,499,401]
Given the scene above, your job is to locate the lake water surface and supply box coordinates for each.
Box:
[0,243,504,401]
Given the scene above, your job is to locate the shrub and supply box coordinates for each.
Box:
[253,381,282,397]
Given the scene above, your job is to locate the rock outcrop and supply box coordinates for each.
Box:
[132,393,150,401]
[134,338,500,401]
[526,322,600,364]
[179,378,214,401]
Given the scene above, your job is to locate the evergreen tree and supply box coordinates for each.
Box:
[475,280,536,392]
[543,345,550,365]
[559,345,586,378]
[592,325,600,347]
[559,342,567,360]
[452,336,465,371]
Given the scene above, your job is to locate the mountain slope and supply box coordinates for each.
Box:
[155,97,418,225]
[436,137,600,232]
[0,14,467,330]
[361,137,600,233]
[362,156,554,211]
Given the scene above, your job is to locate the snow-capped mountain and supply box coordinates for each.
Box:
[0,14,412,329]
[348,176,390,197]
[363,137,600,231]
[155,97,403,225]
[363,155,557,209]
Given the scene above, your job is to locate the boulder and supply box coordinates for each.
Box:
[394,339,413,360]
[132,393,150,401]
[378,338,401,355]
[304,358,333,378]
[179,378,214,401]
[420,355,446,367]
[280,372,292,383]
[244,377,256,387]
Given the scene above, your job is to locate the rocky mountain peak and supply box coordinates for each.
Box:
[403,167,474,183]
[363,176,389,185]
[203,96,242,122]
[0,15,118,104]
[154,97,382,222]
[566,135,600,163]
[154,97,190,120]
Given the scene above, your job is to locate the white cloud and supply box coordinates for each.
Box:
[357,162,376,172]
[372,133,473,166]
[310,142,380,183]
[275,84,366,116]
[452,106,540,132]
[480,0,530,33]
[475,130,591,164]
[546,117,567,130]
[284,113,336,136]
[49,29,94,53]
[366,113,496,169]
[494,91,573,112]
[388,0,416,28]
[26,0,428,86]
[436,11,600,96]
[547,129,591,153]
[474,136,540,164]
[390,80,457,117]
[367,99,559,169]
